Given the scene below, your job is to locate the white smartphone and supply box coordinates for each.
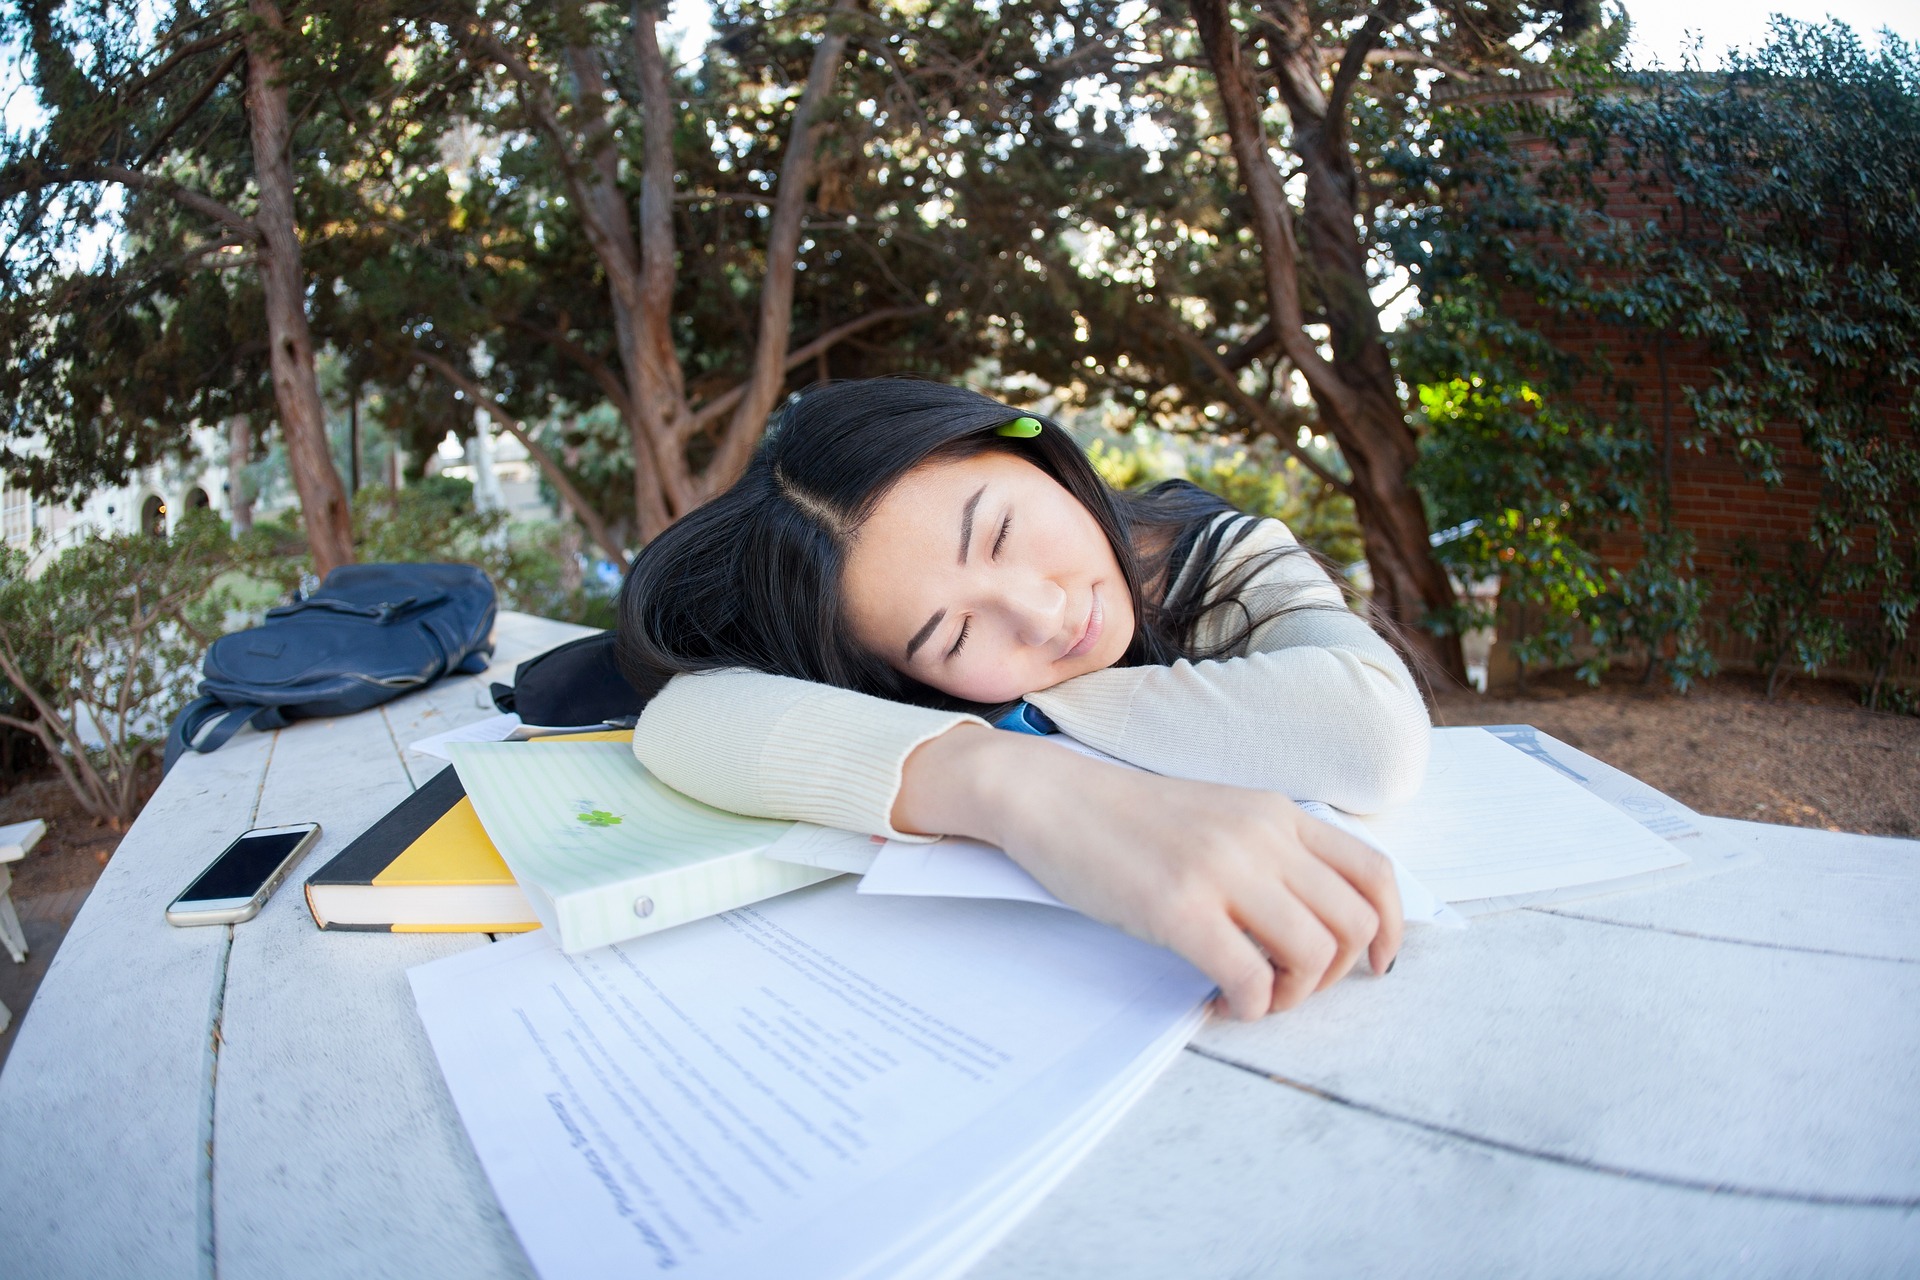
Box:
[165,822,323,927]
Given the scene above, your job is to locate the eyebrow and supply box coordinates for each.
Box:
[905,484,988,663]
[957,484,987,565]
[905,608,946,662]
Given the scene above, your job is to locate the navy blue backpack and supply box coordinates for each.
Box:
[163,563,497,772]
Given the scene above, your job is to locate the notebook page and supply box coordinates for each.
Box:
[1355,728,1687,901]
[409,880,1212,1280]
[447,740,793,899]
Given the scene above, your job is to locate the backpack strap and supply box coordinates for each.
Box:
[161,698,286,774]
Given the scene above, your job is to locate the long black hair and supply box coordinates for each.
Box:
[616,378,1317,713]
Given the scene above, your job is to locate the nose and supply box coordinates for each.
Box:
[1000,574,1067,646]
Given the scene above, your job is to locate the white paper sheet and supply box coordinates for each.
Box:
[407,712,522,759]
[1357,728,1688,901]
[760,822,885,875]
[409,880,1213,1280]
[1296,802,1469,928]
[1479,723,1706,839]
[1450,725,1758,914]
[859,836,1065,908]
[857,824,1465,929]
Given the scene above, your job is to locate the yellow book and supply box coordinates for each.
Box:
[304,730,631,933]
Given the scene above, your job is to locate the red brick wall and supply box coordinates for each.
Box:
[1478,139,1918,684]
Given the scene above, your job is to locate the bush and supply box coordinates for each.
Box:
[1085,428,1363,568]
[241,484,620,628]
[0,511,239,826]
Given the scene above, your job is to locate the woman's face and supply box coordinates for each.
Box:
[841,449,1135,703]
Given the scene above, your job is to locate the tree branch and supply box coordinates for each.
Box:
[137,45,246,166]
[0,162,259,241]
[1317,44,1475,80]
[505,317,634,422]
[122,28,245,102]
[410,348,631,570]
[1161,320,1351,493]
[707,0,861,491]
[1189,0,1354,421]
[1329,6,1396,118]
[685,305,927,435]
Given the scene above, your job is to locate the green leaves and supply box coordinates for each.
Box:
[0,510,241,825]
[1406,19,1920,698]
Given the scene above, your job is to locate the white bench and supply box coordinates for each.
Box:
[0,611,1914,1277]
[0,816,46,1032]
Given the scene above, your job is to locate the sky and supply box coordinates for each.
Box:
[1621,0,1918,67]
[9,3,1920,136]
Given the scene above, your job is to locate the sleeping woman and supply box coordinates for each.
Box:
[615,378,1431,1019]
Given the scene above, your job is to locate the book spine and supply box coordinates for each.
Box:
[551,851,842,953]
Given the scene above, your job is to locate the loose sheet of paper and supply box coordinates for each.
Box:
[859,836,1064,908]
[408,712,522,760]
[1357,728,1687,902]
[1295,802,1468,928]
[760,822,884,875]
[409,880,1212,1280]
[1450,724,1756,914]
[1478,723,1705,839]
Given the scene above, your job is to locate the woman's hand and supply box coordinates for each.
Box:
[893,724,1403,1020]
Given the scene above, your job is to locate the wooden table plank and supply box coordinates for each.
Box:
[1193,904,1920,1202]
[212,706,531,1280]
[0,729,277,1279]
[1539,820,1920,962]
[971,1051,1920,1279]
[205,613,588,1280]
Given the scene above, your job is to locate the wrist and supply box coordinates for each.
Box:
[893,723,1061,845]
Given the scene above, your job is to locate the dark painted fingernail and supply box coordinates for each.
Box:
[1386,957,1397,974]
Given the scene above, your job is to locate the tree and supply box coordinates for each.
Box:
[357,0,1152,555]
[0,0,401,574]
[1174,0,1615,684]
[373,0,898,544]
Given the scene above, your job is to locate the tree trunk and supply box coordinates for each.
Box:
[464,4,875,544]
[227,414,254,534]
[705,0,858,491]
[1190,0,1466,685]
[245,0,353,575]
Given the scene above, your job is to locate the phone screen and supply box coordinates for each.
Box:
[177,830,310,903]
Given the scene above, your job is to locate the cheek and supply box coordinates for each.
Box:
[937,637,1052,704]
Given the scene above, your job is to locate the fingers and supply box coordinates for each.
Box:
[1295,813,1405,976]
[1277,852,1381,993]
[1235,888,1337,1012]
[1165,915,1277,1022]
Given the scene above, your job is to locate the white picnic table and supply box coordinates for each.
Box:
[1,610,1916,1278]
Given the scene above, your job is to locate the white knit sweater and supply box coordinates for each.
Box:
[632,514,1432,838]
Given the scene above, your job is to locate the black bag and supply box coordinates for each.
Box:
[164,563,497,772]
[489,631,652,727]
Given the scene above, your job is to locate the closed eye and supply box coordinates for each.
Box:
[991,513,1011,560]
[947,617,971,658]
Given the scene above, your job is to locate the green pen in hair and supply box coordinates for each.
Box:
[997,416,1042,438]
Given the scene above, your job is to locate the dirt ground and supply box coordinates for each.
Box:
[1433,671,1920,838]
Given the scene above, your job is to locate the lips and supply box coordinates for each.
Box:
[1062,588,1104,660]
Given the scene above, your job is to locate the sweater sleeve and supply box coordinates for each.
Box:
[1025,518,1430,813]
[632,668,987,840]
